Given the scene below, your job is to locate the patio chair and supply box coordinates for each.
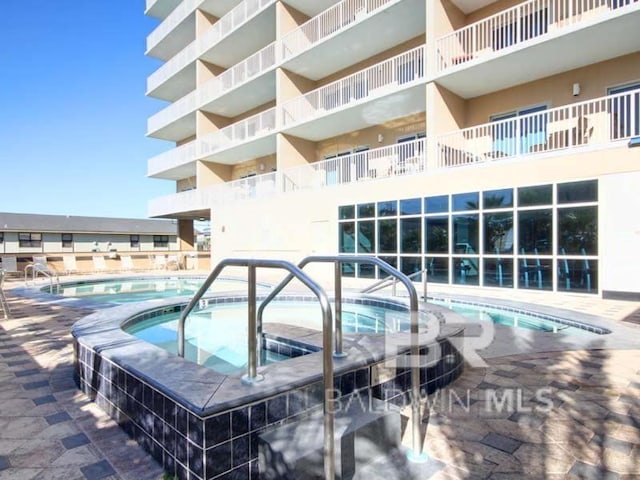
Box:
[25,256,57,281]
[92,256,108,273]
[119,255,135,271]
[63,256,79,275]
[152,254,167,270]
[0,256,19,276]
[166,254,182,270]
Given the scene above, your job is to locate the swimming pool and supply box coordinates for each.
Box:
[42,276,262,305]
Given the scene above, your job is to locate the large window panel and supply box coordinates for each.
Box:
[357,221,375,253]
[557,206,597,255]
[425,195,449,214]
[483,258,513,288]
[518,209,552,254]
[453,257,479,285]
[425,216,449,253]
[453,192,479,211]
[557,180,597,204]
[400,256,422,281]
[484,212,513,254]
[483,188,513,209]
[377,201,397,217]
[378,219,397,254]
[453,214,479,253]
[518,184,552,207]
[519,257,553,290]
[557,259,597,294]
[400,217,421,253]
[339,205,355,220]
[339,222,355,253]
[426,257,449,284]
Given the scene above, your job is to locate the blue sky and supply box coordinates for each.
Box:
[0,1,173,219]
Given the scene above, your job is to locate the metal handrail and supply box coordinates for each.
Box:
[177,258,337,480]
[360,267,428,298]
[24,264,58,288]
[257,255,424,461]
[0,270,11,319]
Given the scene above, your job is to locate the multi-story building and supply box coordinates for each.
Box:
[145,0,640,299]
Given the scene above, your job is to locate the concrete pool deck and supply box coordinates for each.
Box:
[0,279,639,479]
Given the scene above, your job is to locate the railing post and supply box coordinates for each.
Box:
[423,268,427,301]
[242,265,264,384]
[334,262,347,358]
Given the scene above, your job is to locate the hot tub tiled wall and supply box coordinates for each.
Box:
[74,335,463,480]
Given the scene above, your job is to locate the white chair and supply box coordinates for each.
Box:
[1,256,19,276]
[25,256,56,281]
[63,256,79,275]
[92,256,108,273]
[120,255,134,271]
[166,254,181,270]
[152,255,167,270]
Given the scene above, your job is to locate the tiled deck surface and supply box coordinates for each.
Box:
[1,281,639,479]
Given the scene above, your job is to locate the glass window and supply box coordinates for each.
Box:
[557,259,597,294]
[358,263,375,279]
[357,203,375,218]
[518,257,553,290]
[557,206,597,255]
[426,257,449,284]
[339,223,355,253]
[61,233,73,248]
[339,205,355,220]
[452,192,479,211]
[377,201,397,217]
[425,216,449,253]
[518,209,552,254]
[425,195,448,214]
[0,232,4,244]
[18,233,42,248]
[341,262,355,277]
[378,256,397,279]
[130,235,140,248]
[453,214,479,253]
[377,219,397,254]
[557,180,597,204]
[153,235,169,248]
[399,198,421,216]
[518,184,552,207]
[483,188,513,209]
[400,257,422,281]
[483,258,513,288]
[357,221,375,253]
[484,212,514,254]
[400,218,421,253]
[453,257,479,286]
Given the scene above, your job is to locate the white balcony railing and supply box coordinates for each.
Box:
[147,90,199,135]
[148,140,200,176]
[281,46,425,127]
[436,88,640,168]
[436,0,638,73]
[147,40,198,95]
[281,0,395,60]
[200,107,277,157]
[282,139,426,191]
[147,0,202,54]
[200,42,277,106]
[198,0,275,57]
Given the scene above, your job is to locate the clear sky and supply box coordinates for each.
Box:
[0,1,173,219]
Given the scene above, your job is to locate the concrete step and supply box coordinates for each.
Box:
[258,397,402,480]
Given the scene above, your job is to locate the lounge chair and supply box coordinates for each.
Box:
[0,256,19,276]
[0,270,11,319]
[92,256,108,273]
[151,254,167,270]
[120,255,135,271]
[25,256,57,281]
[166,254,181,270]
[63,256,79,275]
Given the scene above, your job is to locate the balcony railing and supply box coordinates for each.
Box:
[281,0,395,60]
[200,107,277,158]
[282,139,425,191]
[436,88,640,168]
[200,42,277,106]
[281,45,425,127]
[148,140,199,177]
[147,90,198,136]
[436,0,638,73]
[198,0,275,57]
[147,40,198,96]
[147,0,201,54]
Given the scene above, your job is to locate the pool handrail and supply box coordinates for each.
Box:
[256,255,425,462]
[360,267,428,299]
[177,257,337,480]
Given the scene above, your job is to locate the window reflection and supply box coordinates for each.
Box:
[453,192,479,211]
[339,222,355,253]
[453,257,479,285]
[453,214,479,253]
[518,209,552,254]
[484,212,513,254]
[357,221,375,253]
[400,218,421,253]
[378,219,397,254]
[400,257,422,281]
[557,258,597,294]
[483,258,513,288]
[483,188,513,208]
[425,216,449,253]
[518,257,552,290]
[518,184,552,207]
[557,206,597,255]
[426,257,449,283]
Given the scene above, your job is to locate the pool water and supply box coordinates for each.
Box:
[44,277,255,305]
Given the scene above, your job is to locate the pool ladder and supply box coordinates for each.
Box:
[177,256,425,480]
[0,270,11,319]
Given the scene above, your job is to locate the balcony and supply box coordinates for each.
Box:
[146,0,275,101]
[280,0,425,80]
[280,46,426,140]
[146,0,182,19]
[435,0,640,98]
[200,107,278,163]
[147,42,277,139]
[436,88,640,168]
[148,140,200,180]
[148,172,278,218]
[282,138,426,192]
[146,0,200,61]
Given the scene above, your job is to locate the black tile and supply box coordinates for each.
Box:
[493,370,518,379]
[340,371,355,396]
[176,405,189,434]
[0,456,9,471]
[188,443,204,478]
[14,368,41,378]
[6,359,30,367]
[231,408,249,437]
[62,433,91,450]
[80,460,116,480]
[221,464,249,480]
[267,395,287,424]
[33,395,56,406]
[480,432,522,454]
[205,412,230,448]
[477,381,501,390]
[569,461,619,480]
[232,434,249,467]
[189,413,204,446]
[249,403,265,431]
[22,380,49,390]
[205,440,231,479]
[591,435,634,455]
[45,412,72,425]
[549,380,579,391]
